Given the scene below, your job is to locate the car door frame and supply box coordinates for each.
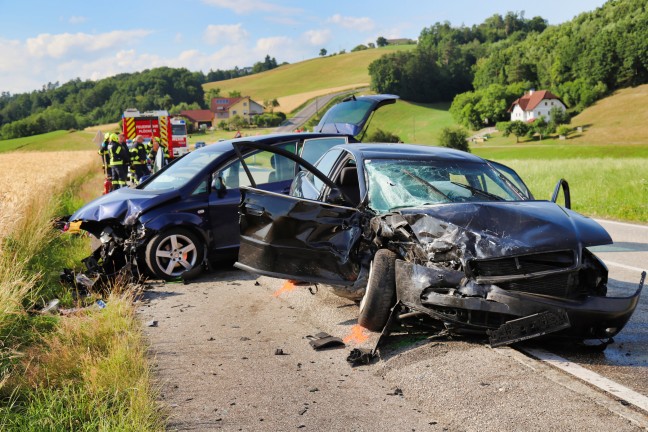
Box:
[233,141,365,286]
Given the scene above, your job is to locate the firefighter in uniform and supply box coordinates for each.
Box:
[130,135,150,182]
[108,133,130,190]
[98,132,110,173]
[148,136,170,173]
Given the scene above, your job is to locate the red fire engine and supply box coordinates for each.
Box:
[122,109,188,158]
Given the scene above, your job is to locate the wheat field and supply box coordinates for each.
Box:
[0,150,99,240]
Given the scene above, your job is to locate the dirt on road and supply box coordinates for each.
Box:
[139,267,648,431]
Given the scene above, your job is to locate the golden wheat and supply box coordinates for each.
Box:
[0,150,99,240]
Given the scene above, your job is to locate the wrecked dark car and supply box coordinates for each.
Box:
[67,95,398,281]
[234,142,644,346]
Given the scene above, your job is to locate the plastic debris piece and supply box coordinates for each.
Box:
[75,273,96,289]
[146,320,158,327]
[346,348,375,366]
[96,299,107,309]
[307,332,345,350]
[41,299,60,314]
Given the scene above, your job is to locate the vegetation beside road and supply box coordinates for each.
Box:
[0,168,162,431]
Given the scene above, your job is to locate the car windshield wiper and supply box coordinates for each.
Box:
[449,181,504,201]
[402,169,450,201]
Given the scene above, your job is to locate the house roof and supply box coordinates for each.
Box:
[180,109,214,122]
[509,90,566,112]
[210,97,243,112]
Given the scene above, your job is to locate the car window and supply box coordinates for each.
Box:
[192,179,209,196]
[142,151,224,191]
[307,148,344,194]
[364,159,522,213]
[217,142,297,189]
[488,160,533,199]
[300,137,348,165]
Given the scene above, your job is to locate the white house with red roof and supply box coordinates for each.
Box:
[509,90,566,122]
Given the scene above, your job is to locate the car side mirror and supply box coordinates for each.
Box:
[212,175,227,198]
[551,179,571,209]
[325,188,348,206]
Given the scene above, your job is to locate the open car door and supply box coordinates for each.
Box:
[233,142,363,286]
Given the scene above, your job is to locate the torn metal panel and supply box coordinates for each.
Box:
[395,260,643,344]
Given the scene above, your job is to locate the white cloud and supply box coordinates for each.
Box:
[204,24,249,45]
[254,36,294,56]
[26,30,152,59]
[303,29,331,46]
[201,0,300,15]
[68,16,87,24]
[328,14,375,32]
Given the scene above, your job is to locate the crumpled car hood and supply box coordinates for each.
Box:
[70,187,180,224]
[397,201,612,259]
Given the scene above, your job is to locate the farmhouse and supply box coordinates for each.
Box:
[179,109,215,129]
[509,90,566,122]
[210,96,264,123]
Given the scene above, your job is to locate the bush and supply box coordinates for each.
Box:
[556,125,571,137]
[439,126,470,152]
[366,128,401,143]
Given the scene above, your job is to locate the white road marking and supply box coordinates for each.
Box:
[595,219,648,230]
[521,347,648,413]
[605,260,647,273]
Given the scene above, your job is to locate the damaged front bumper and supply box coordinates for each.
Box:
[395,260,644,347]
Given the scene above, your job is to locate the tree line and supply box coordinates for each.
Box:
[0,56,281,140]
[369,0,648,129]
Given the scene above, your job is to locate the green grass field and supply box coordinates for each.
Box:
[366,101,454,144]
[206,45,415,102]
[0,130,96,153]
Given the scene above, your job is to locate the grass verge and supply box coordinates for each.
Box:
[490,158,648,222]
[0,166,163,431]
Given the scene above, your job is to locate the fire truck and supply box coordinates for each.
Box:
[122,109,188,158]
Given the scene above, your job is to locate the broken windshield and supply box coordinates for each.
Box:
[365,159,523,213]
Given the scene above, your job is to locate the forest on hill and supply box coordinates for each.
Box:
[0,56,280,140]
[369,0,648,128]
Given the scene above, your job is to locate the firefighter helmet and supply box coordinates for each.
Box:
[109,133,119,142]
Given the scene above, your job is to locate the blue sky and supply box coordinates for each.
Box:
[0,0,608,94]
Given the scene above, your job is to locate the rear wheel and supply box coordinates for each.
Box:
[358,249,397,331]
[145,228,204,280]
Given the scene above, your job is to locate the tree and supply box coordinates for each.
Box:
[204,88,221,107]
[319,48,327,56]
[263,98,280,113]
[351,44,369,52]
[376,36,388,47]
[439,126,470,152]
[508,120,529,143]
[228,90,242,98]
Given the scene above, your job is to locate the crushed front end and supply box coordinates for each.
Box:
[371,203,644,346]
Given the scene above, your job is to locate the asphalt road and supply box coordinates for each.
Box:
[139,219,648,431]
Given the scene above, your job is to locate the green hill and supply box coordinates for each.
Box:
[204,46,415,111]
[569,83,648,146]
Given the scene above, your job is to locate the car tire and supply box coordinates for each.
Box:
[358,249,397,331]
[145,228,204,280]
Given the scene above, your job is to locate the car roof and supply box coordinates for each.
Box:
[201,132,353,154]
[335,143,487,163]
